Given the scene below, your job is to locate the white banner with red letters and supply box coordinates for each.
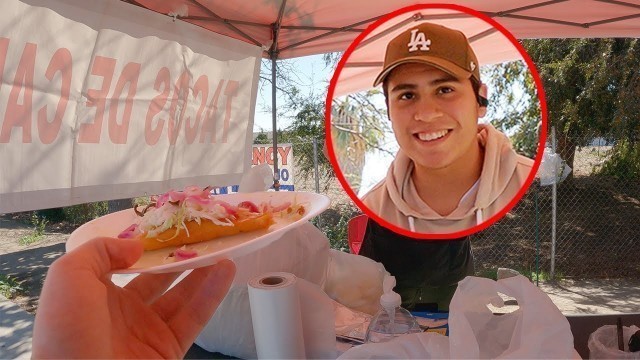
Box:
[0,0,262,213]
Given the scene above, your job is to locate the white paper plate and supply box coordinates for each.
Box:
[66,191,330,274]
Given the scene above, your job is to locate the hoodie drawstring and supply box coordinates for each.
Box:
[408,216,416,232]
[476,208,483,225]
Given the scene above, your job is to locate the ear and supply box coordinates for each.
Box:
[477,83,488,118]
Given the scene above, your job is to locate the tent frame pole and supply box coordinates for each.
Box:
[189,0,262,46]
[271,56,280,191]
[269,0,288,191]
[280,16,381,53]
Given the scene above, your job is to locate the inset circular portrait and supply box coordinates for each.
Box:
[325,4,546,239]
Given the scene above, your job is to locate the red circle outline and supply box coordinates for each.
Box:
[324,3,548,240]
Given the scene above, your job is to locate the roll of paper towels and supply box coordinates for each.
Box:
[248,272,306,359]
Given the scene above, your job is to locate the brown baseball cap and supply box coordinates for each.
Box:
[373,22,480,87]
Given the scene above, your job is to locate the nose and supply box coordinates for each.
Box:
[413,97,442,123]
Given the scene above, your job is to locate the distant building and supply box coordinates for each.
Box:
[590,137,614,146]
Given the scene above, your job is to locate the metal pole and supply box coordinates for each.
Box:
[313,137,320,193]
[535,187,540,287]
[271,56,280,191]
[551,126,557,280]
[268,1,287,192]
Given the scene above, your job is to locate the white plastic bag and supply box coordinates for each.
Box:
[339,332,450,359]
[588,325,640,359]
[449,275,577,359]
[538,147,572,186]
[339,275,579,359]
[324,249,388,315]
[238,163,273,193]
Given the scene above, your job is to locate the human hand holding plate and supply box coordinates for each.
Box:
[32,236,235,358]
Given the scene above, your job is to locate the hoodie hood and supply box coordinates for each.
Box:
[385,123,523,227]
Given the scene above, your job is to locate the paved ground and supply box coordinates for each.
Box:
[0,243,66,314]
[541,278,640,315]
[0,222,65,359]
[0,295,32,359]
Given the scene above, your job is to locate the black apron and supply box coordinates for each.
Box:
[358,219,474,312]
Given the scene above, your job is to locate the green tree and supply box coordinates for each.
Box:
[483,61,540,158]
[279,97,336,191]
[331,91,391,191]
[322,52,391,192]
[253,131,269,144]
[522,38,640,178]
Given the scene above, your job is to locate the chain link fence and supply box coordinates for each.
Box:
[476,132,640,279]
[289,132,640,280]
[279,138,360,252]
[11,132,637,281]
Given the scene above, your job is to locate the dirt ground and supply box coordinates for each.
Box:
[472,173,640,279]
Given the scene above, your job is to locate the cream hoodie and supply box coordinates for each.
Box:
[361,124,534,233]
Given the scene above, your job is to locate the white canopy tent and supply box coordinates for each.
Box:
[2,0,639,213]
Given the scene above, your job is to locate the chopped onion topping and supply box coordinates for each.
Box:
[135,187,240,239]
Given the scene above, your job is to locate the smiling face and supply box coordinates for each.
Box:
[386,62,486,173]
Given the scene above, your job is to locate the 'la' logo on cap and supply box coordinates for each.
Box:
[407,29,431,52]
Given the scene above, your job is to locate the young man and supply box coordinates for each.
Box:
[362,22,534,233]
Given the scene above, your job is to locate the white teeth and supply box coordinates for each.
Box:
[417,130,448,141]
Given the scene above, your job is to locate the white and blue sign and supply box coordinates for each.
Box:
[213,143,295,194]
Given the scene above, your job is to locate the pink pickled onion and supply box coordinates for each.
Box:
[184,196,211,207]
[155,187,210,207]
[167,190,186,203]
[184,185,210,199]
[174,248,198,261]
[155,192,170,207]
[238,201,260,213]
[118,223,140,239]
[210,200,238,216]
[155,190,187,207]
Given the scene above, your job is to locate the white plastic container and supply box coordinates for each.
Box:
[364,276,421,343]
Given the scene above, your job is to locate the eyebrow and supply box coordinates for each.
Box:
[389,74,461,93]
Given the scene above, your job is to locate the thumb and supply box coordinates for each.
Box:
[59,237,143,276]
